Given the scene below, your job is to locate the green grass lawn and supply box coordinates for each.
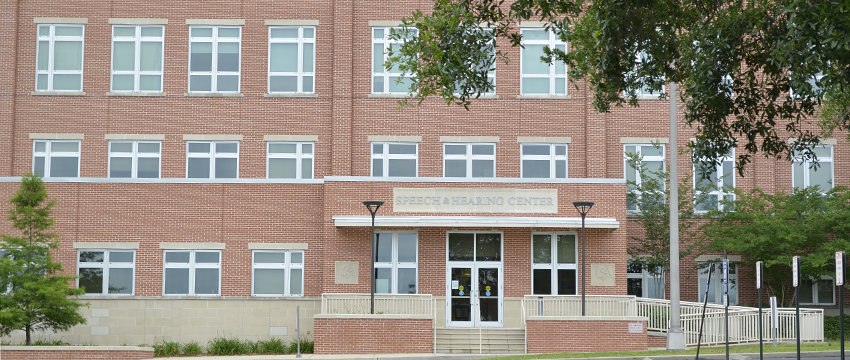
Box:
[484,342,847,360]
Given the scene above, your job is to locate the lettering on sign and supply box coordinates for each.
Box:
[628,323,644,334]
[393,188,558,214]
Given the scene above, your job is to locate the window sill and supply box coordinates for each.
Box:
[367,93,411,98]
[31,91,85,96]
[264,93,318,98]
[106,92,166,97]
[635,95,665,100]
[184,93,244,98]
[516,95,571,100]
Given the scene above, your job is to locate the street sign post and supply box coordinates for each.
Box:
[837,252,845,360]
[757,261,763,360]
[793,256,800,360]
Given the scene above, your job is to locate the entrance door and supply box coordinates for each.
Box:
[446,232,503,327]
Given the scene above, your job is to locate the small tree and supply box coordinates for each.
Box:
[0,174,86,345]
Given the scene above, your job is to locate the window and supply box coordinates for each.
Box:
[531,233,576,295]
[186,141,238,178]
[624,144,665,210]
[111,25,164,92]
[793,146,833,191]
[520,29,567,95]
[163,250,221,296]
[109,141,161,178]
[790,71,824,98]
[698,261,737,305]
[800,276,834,305]
[453,29,496,95]
[632,51,664,97]
[694,150,735,211]
[77,250,135,295]
[267,142,313,179]
[189,26,241,93]
[371,143,417,177]
[268,26,315,94]
[33,140,80,178]
[0,249,9,294]
[444,143,495,178]
[372,27,415,94]
[252,250,304,296]
[521,143,567,179]
[375,232,418,294]
[627,261,664,299]
[36,24,84,92]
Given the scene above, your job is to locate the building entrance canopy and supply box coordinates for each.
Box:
[332,215,619,228]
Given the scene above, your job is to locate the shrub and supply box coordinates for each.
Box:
[153,341,180,357]
[207,337,250,355]
[255,338,288,354]
[824,315,850,340]
[288,337,314,354]
[32,338,71,346]
[182,341,202,356]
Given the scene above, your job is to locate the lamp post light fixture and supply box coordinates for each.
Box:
[362,200,384,314]
[573,201,594,316]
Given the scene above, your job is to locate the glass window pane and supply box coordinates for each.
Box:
[111,142,133,153]
[289,268,303,295]
[291,252,303,264]
[557,235,576,264]
[301,158,312,179]
[476,233,501,261]
[471,144,494,155]
[50,157,78,177]
[140,26,162,37]
[532,269,552,295]
[523,29,548,40]
[191,28,213,37]
[372,143,383,154]
[108,268,133,294]
[373,28,384,39]
[187,158,211,178]
[55,26,82,37]
[109,157,132,178]
[54,41,83,71]
[372,158,383,177]
[303,43,314,73]
[303,27,314,38]
[301,143,313,154]
[217,75,239,92]
[372,76,384,93]
[112,75,134,91]
[302,76,314,93]
[112,42,135,71]
[269,143,296,153]
[555,160,567,178]
[37,41,49,71]
[398,268,416,294]
[557,269,577,295]
[800,279,814,303]
[216,142,238,153]
[38,26,49,37]
[532,235,551,263]
[52,74,82,91]
[269,76,297,92]
[810,162,833,190]
[388,144,416,155]
[140,42,163,71]
[254,268,285,295]
[522,45,549,75]
[375,233,392,262]
[444,159,466,177]
[218,28,240,38]
[52,142,79,152]
[814,147,831,158]
[388,76,411,93]
[79,268,103,294]
[397,234,417,263]
[164,268,189,294]
[196,252,219,263]
[137,143,160,153]
[445,144,467,155]
[448,233,474,261]
[34,142,46,152]
[627,278,642,297]
[190,42,213,71]
[188,142,210,153]
[375,268,391,294]
[388,159,415,177]
[523,160,550,178]
[190,75,212,92]
[34,157,44,176]
[215,158,238,178]
[36,74,48,90]
[80,251,104,263]
[817,279,834,304]
[471,160,494,177]
[110,251,133,263]
[523,145,550,156]
[114,27,136,37]
[555,78,566,94]
[165,251,190,263]
[270,43,298,72]
[269,158,296,178]
[139,74,161,91]
[642,145,663,157]
[270,28,298,38]
[255,252,286,263]
[194,268,219,295]
[522,78,549,94]
[373,43,384,73]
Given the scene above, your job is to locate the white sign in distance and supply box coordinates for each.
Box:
[393,188,558,214]
[769,296,779,329]
[628,323,644,333]
[792,256,799,287]
[722,259,729,293]
[837,252,845,286]
[756,261,762,289]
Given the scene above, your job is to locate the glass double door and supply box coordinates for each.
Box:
[447,264,502,327]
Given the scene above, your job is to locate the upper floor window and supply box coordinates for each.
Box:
[631,51,664,97]
[793,145,833,191]
[111,25,164,92]
[252,250,304,296]
[627,261,664,299]
[375,232,418,294]
[187,141,238,179]
[520,29,567,95]
[109,141,161,178]
[372,27,415,94]
[624,144,665,211]
[698,261,737,305]
[521,143,567,179]
[33,140,80,178]
[268,26,315,94]
[78,250,135,295]
[800,276,834,305]
[36,24,84,92]
[189,26,241,93]
[267,142,313,179]
[372,142,417,177]
[532,233,576,295]
[444,143,495,178]
[694,150,735,211]
[163,250,221,296]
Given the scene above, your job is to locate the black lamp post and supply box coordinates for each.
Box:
[362,200,384,314]
[573,201,594,316]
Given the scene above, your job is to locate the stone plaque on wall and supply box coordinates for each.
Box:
[393,188,558,214]
[591,263,616,286]
[335,261,358,284]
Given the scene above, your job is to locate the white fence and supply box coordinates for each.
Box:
[523,295,637,317]
[320,293,433,316]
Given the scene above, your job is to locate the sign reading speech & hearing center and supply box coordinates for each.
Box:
[393,188,558,214]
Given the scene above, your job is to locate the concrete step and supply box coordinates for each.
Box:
[434,328,526,354]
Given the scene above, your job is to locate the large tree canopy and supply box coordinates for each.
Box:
[388,0,850,173]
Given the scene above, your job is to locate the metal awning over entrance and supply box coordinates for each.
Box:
[332,216,619,229]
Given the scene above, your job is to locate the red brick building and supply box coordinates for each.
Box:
[0,0,845,354]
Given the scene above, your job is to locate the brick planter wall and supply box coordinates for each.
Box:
[527,317,648,353]
[0,346,154,360]
[314,316,432,354]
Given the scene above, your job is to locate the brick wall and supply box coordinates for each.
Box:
[0,347,153,360]
[314,317,432,354]
[526,319,648,353]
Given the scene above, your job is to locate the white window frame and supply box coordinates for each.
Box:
[371,27,415,94]
[186,141,239,179]
[32,140,81,178]
[371,142,418,177]
[632,51,665,98]
[108,141,162,178]
[77,249,135,296]
[790,71,825,98]
[374,231,418,294]
[162,250,222,296]
[520,143,568,179]
[188,26,241,93]
[693,150,735,212]
[626,260,665,299]
[800,276,835,305]
[111,25,164,92]
[698,261,737,306]
[624,144,666,211]
[267,26,315,94]
[443,143,496,178]
[531,232,577,295]
[266,142,314,179]
[520,28,567,95]
[251,250,304,297]
[793,145,834,191]
[35,24,85,92]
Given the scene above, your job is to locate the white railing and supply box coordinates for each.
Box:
[522,295,637,317]
[320,293,433,316]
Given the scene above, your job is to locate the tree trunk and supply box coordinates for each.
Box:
[25,324,31,345]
